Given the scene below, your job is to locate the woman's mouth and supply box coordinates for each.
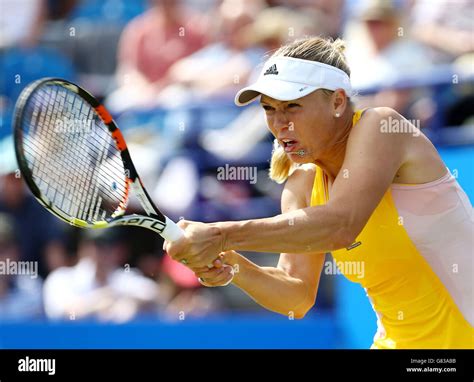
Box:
[281,139,300,153]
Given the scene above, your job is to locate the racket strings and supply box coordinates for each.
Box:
[39,89,126,220]
[50,87,129,218]
[21,85,129,222]
[25,91,99,220]
[27,90,100,219]
[29,89,105,220]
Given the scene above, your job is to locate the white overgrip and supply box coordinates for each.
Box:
[160,216,185,242]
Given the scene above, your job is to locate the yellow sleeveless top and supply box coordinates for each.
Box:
[310,110,474,349]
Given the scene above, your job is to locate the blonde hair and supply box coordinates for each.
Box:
[268,36,350,184]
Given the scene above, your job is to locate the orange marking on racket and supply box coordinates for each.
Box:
[95,105,113,124]
[112,129,127,151]
[118,177,131,212]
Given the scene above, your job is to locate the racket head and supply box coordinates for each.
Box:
[13,78,135,229]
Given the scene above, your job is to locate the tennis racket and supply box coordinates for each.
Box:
[13,78,183,242]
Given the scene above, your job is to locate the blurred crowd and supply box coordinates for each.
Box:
[0,0,472,322]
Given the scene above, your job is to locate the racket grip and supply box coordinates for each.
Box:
[161,217,185,242]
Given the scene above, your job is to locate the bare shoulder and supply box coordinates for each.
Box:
[281,164,316,212]
[347,107,446,183]
[350,107,406,139]
[362,106,398,119]
[361,106,400,120]
[347,107,411,158]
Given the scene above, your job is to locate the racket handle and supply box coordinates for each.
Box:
[160,216,185,242]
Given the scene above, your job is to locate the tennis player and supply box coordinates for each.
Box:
[165,37,473,349]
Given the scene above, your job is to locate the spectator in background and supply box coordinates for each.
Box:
[0,213,44,321]
[242,5,327,54]
[0,0,78,137]
[43,230,161,323]
[411,0,474,63]
[158,254,224,319]
[134,247,225,319]
[346,0,433,86]
[155,0,266,106]
[0,172,68,279]
[106,0,208,112]
[344,0,434,121]
[264,0,344,38]
[0,0,47,48]
[411,0,474,128]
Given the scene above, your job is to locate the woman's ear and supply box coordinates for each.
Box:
[332,89,348,117]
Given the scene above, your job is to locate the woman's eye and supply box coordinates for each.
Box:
[287,103,300,109]
[262,105,274,111]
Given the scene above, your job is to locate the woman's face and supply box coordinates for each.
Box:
[261,89,340,165]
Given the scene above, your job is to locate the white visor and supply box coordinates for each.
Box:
[235,56,352,106]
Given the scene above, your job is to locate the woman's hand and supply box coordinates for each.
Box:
[194,264,235,287]
[192,253,235,287]
[164,220,225,269]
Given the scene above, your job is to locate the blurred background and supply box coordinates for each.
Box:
[0,0,472,349]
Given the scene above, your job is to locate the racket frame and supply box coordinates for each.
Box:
[14,78,182,240]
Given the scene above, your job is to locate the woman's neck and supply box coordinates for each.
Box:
[314,110,354,180]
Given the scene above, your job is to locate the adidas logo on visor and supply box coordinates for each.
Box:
[264,64,278,76]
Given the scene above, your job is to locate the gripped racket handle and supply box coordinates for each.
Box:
[161,217,217,269]
[160,217,185,242]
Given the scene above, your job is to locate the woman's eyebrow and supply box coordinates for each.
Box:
[260,99,300,107]
[260,100,286,106]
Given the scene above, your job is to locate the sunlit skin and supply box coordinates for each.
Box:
[180,89,357,288]
[166,88,448,302]
[189,89,355,286]
[260,89,353,180]
[180,89,354,287]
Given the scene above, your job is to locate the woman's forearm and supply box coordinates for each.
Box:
[218,205,351,254]
[226,251,313,318]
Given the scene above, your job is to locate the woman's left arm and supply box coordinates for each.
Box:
[166,108,409,267]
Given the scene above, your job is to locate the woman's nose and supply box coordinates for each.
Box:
[273,111,290,132]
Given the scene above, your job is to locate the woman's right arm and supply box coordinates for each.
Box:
[195,165,326,318]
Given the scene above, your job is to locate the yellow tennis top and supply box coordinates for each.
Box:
[310,110,474,349]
